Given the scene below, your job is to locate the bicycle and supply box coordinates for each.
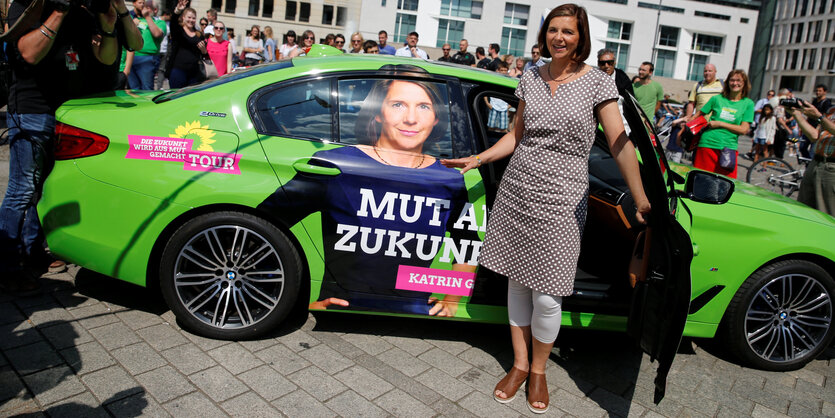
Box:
[746,155,811,197]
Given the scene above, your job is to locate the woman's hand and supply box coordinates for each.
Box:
[634,199,651,225]
[98,0,117,32]
[440,155,480,174]
[174,0,187,14]
[799,101,822,119]
[428,297,459,317]
[308,297,349,310]
[197,40,207,54]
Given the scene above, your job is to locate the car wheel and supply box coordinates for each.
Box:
[722,260,835,371]
[159,211,301,340]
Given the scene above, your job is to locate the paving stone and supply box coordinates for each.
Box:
[456,366,498,395]
[321,389,386,417]
[696,380,754,415]
[4,340,64,375]
[137,324,189,351]
[414,367,473,402]
[86,321,142,351]
[287,365,348,401]
[61,341,116,375]
[14,293,57,310]
[254,342,312,375]
[188,365,248,402]
[274,327,321,353]
[81,365,142,403]
[333,365,394,401]
[237,364,297,401]
[339,332,395,356]
[106,391,172,417]
[752,403,790,417]
[0,302,25,325]
[0,366,28,402]
[764,376,821,412]
[237,337,279,353]
[630,382,685,417]
[135,365,195,404]
[0,395,39,416]
[425,395,480,418]
[22,365,86,406]
[586,387,646,417]
[545,364,595,398]
[111,342,168,375]
[549,388,606,417]
[374,388,436,418]
[115,309,165,331]
[377,346,432,377]
[206,343,264,375]
[68,303,120,330]
[181,330,231,351]
[787,401,821,418]
[22,304,75,328]
[381,335,433,356]
[297,342,353,374]
[40,320,94,350]
[353,353,442,406]
[52,290,98,310]
[456,390,521,418]
[425,337,476,356]
[456,347,506,377]
[822,401,835,416]
[160,343,217,375]
[663,381,720,416]
[221,392,279,417]
[272,389,337,417]
[715,405,752,418]
[417,347,473,377]
[42,391,109,418]
[163,391,229,418]
[0,320,42,350]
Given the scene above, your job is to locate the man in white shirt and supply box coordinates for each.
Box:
[395,32,428,59]
[522,45,546,72]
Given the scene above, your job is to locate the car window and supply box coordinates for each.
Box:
[155,60,295,103]
[337,78,454,159]
[471,90,518,181]
[254,79,333,141]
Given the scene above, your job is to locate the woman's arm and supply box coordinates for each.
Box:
[226,42,233,72]
[709,120,750,136]
[791,107,821,141]
[17,10,68,65]
[796,101,835,138]
[597,100,650,224]
[441,100,526,173]
[123,50,134,75]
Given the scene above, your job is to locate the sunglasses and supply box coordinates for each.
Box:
[305,36,315,40]
[598,60,615,65]
[200,22,208,26]
[335,40,345,44]
[214,26,224,30]
[442,48,450,51]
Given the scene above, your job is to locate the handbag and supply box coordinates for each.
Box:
[719,147,737,170]
[680,115,709,152]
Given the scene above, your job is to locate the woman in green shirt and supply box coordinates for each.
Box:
[692,69,755,178]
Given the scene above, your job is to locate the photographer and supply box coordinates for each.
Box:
[0,0,139,293]
[790,101,835,216]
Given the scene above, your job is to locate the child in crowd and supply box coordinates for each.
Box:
[753,104,776,162]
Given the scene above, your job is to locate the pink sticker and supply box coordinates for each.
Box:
[125,135,241,175]
[395,265,476,297]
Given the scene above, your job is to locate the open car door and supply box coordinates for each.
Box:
[620,94,693,404]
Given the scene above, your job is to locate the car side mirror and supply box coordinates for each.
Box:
[684,170,734,204]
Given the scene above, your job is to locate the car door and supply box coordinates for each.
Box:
[252,68,491,318]
[620,93,694,403]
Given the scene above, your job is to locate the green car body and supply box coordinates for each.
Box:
[39,50,835,376]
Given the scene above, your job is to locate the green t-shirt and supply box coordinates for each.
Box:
[135,17,167,56]
[699,95,755,150]
[119,48,128,72]
[632,80,664,119]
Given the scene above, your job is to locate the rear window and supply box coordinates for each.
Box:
[154,60,295,103]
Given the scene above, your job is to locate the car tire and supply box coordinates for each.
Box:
[722,260,835,371]
[159,211,301,340]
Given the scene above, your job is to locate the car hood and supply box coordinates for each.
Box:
[671,164,835,227]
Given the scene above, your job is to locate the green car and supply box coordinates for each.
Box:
[40,47,835,398]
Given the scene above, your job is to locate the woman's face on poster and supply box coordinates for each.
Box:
[375,81,439,152]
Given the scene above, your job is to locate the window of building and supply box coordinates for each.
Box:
[398,0,419,10]
[285,1,297,19]
[322,5,334,24]
[300,2,310,22]
[828,20,833,41]
[501,27,526,56]
[437,19,465,47]
[605,42,629,70]
[654,50,675,77]
[504,3,529,25]
[821,48,830,69]
[795,22,804,42]
[813,20,822,42]
[808,48,817,69]
[607,21,631,40]
[830,48,835,68]
[658,26,679,47]
[780,75,805,92]
[691,33,723,53]
[211,0,222,11]
[741,17,749,23]
[248,0,258,16]
[440,0,483,19]
[263,0,273,17]
[637,2,684,13]
[336,6,347,26]
[695,11,730,20]
[394,13,417,43]
[225,0,236,14]
[686,54,708,81]
[794,0,807,16]
[594,0,627,4]
[382,0,386,5]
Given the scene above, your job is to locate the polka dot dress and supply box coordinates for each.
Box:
[479,66,619,297]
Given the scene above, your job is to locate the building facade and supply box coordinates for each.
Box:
[190,0,759,81]
[761,0,835,99]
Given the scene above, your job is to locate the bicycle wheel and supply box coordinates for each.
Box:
[746,157,800,197]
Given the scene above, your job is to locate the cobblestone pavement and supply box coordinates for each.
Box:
[2,139,835,417]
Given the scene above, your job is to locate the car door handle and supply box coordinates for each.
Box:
[292,160,341,176]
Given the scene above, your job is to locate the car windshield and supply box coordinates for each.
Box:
[154,61,295,103]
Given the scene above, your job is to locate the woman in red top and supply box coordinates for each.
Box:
[207,21,232,77]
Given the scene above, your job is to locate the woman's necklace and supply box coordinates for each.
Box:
[549,62,577,83]
[373,146,425,168]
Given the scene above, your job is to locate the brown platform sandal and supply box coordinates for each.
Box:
[493,367,529,404]
[527,372,549,414]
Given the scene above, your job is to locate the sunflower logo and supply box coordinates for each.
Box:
[170,121,216,151]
